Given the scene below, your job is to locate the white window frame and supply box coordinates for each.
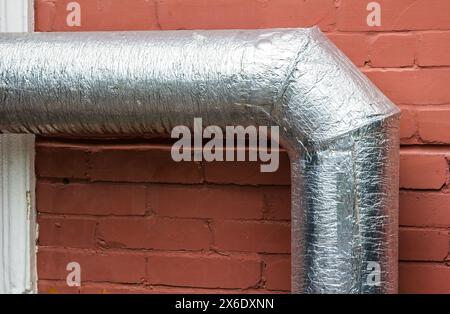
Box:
[0,0,36,294]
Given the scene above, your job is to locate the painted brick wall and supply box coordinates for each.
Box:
[35,0,450,293]
[36,139,291,293]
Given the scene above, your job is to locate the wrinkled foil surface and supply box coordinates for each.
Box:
[0,28,400,293]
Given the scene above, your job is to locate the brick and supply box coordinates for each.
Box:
[138,287,281,294]
[364,69,450,105]
[400,148,448,189]
[39,280,223,294]
[36,0,337,32]
[38,216,97,248]
[416,108,450,144]
[97,217,211,250]
[149,185,290,220]
[38,280,80,294]
[262,187,291,221]
[399,228,449,261]
[39,280,276,294]
[80,284,172,294]
[35,0,159,31]
[157,0,337,31]
[36,145,88,179]
[337,0,450,31]
[80,283,152,294]
[204,151,290,185]
[212,221,290,253]
[400,191,450,227]
[370,34,416,67]
[399,107,417,141]
[159,0,336,30]
[37,182,147,215]
[81,284,273,294]
[417,31,450,66]
[148,185,264,219]
[399,263,450,293]
[38,281,284,294]
[38,248,146,283]
[264,255,291,291]
[89,146,203,183]
[147,252,261,289]
[326,33,369,66]
[400,148,448,190]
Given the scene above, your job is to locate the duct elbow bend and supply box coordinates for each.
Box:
[278,28,400,294]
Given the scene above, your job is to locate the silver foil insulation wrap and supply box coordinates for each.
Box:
[0,28,400,293]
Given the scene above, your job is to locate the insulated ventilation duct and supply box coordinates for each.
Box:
[0,28,399,293]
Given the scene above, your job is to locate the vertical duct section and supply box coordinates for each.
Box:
[291,119,399,293]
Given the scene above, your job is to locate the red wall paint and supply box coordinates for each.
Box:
[34,0,450,293]
[36,139,291,293]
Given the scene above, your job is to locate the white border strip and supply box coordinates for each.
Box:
[0,0,36,294]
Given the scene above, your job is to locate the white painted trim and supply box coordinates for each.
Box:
[0,135,36,294]
[0,0,36,294]
[0,0,33,32]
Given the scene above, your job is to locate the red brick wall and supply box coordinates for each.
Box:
[35,0,450,293]
[36,139,291,293]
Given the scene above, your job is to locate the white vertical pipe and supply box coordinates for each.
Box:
[0,0,36,294]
